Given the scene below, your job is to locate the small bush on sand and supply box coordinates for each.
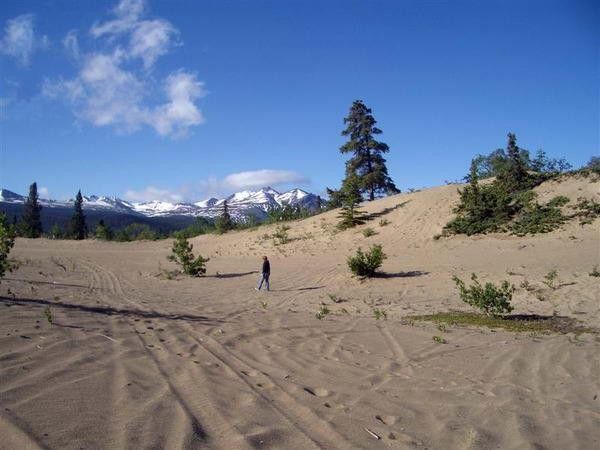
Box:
[542,269,558,290]
[589,266,600,278]
[43,306,54,325]
[362,227,377,237]
[316,305,330,320]
[432,335,447,344]
[573,198,600,225]
[272,224,291,245]
[373,308,387,320]
[167,236,209,277]
[452,273,514,316]
[379,219,390,227]
[0,214,16,281]
[347,244,387,277]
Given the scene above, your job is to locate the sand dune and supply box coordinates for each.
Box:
[1,176,599,449]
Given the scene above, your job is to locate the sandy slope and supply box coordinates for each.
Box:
[1,175,599,449]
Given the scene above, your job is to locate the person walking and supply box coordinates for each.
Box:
[256,256,270,291]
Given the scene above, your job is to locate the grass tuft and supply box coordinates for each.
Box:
[408,311,597,335]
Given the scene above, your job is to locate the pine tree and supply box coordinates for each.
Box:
[49,223,63,240]
[95,220,113,240]
[337,174,368,229]
[340,100,399,201]
[69,190,87,240]
[498,133,530,192]
[215,200,233,234]
[22,182,43,238]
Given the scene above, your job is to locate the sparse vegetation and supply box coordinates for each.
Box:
[272,224,291,245]
[452,273,514,316]
[589,266,600,278]
[509,195,568,236]
[542,269,558,290]
[167,235,209,276]
[362,227,377,237]
[432,335,447,344]
[43,306,53,325]
[347,244,387,277]
[573,198,600,225]
[409,312,596,335]
[0,214,16,281]
[373,308,387,320]
[316,305,330,320]
[379,219,390,227]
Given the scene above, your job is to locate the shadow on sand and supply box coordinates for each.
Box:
[374,270,429,279]
[0,296,223,325]
[366,200,411,221]
[206,271,259,279]
[271,286,326,292]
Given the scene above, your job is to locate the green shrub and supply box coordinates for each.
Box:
[432,335,447,344]
[44,306,54,325]
[272,224,291,245]
[362,227,377,237]
[573,198,600,225]
[452,273,514,316]
[316,305,330,320]
[509,196,568,236]
[373,308,387,320]
[347,244,387,277]
[542,269,558,290]
[0,214,16,281]
[379,219,390,227]
[167,235,209,276]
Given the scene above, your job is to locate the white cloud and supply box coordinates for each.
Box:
[149,71,204,137]
[0,14,36,66]
[124,186,183,203]
[44,0,203,138]
[90,0,145,38]
[223,170,308,190]
[39,186,50,198]
[62,30,80,60]
[130,19,178,69]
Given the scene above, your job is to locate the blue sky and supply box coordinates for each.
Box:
[0,0,597,202]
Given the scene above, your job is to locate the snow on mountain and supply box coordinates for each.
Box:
[0,189,24,203]
[1,186,320,221]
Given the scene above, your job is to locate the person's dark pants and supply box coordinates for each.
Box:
[258,273,270,291]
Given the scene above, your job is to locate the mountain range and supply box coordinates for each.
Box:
[0,187,321,231]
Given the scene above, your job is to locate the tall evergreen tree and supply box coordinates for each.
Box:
[340,100,399,201]
[22,182,43,238]
[69,190,87,240]
[498,133,530,192]
[337,174,368,229]
[215,200,233,234]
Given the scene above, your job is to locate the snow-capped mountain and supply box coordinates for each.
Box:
[0,187,321,221]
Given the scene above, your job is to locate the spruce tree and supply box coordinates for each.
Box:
[340,100,399,201]
[69,190,87,240]
[215,200,233,234]
[499,133,530,192]
[22,182,43,238]
[337,174,368,229]
[95,220,113,240]
[0,214,16,280]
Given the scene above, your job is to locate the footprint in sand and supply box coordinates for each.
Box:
[304,387,330,397]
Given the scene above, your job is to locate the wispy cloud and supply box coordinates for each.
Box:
[123,185,184,203]
[222,170,308,190]
[38,186,50,198]
[62,30,80,60]
[44,0,203,138]
[0,14,49,66]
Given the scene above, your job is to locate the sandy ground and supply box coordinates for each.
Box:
[1,176,599,449]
